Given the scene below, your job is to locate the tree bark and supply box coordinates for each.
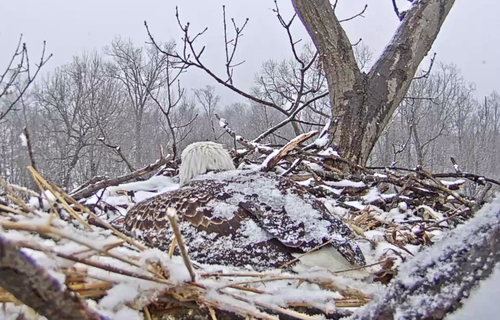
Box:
[292,0,456,165]
[0,234,107,320]
[348,201,500,320]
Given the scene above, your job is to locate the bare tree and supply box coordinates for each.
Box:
[145,4,328,145]
[35,52,124,188]
[105,38,169,166]
[194,85,221,140]
[0,35,51,121]
[398,63,464,167]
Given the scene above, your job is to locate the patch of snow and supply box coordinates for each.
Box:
[445,265,500,320]
[314,135,329,148]
[99,283,139,310]
[261,149,280,168]
[19,132,27,146]
[239,219,272,244]
[206,200,239,220]
[318,147,339,157]
[362,188,381,203]
[344,201,365,210]
[325,180,366,188]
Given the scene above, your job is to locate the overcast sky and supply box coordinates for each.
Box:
[1,0,498,105]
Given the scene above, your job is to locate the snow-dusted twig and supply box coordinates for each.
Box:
[262,130,318,171]
[71,155,172,200]
[167,208,196,282]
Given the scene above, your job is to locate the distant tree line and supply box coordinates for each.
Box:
[0,36,498,196]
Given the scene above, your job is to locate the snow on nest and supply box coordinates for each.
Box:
[1,206,377,320]
[101,170,442,269]
[348,195,500,319]
[4,163,488,319]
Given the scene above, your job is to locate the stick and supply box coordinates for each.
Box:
[167,208,196,282]
[263,130,318,171]
[28,166,93,230]
[71,155,171,200]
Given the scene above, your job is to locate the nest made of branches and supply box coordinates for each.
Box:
[0,129,496,320]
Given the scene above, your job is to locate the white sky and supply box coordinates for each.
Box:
[1,0,498,105]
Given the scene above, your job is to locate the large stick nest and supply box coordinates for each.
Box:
[0,130,496,320]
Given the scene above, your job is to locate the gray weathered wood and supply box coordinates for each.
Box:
[292,0,456,165]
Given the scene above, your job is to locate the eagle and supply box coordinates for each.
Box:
[124,142,366,271]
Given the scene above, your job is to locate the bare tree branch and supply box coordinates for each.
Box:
[0,35,52,121]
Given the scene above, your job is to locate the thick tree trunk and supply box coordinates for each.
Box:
[292,0,456,165]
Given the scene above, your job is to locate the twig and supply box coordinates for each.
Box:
[339,4,368,23]
[167,208,196,282]
[262,130,318,171]
[413,52,436,80]
[71,155,171,200]
[29,167,93,230]
[97,138,136,172]
[12,240,170,285]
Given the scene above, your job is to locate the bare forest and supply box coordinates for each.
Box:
[2,1,500,320]
[2,31,499,196]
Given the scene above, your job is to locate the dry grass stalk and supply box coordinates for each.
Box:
[144,307,153,320]
[5,194,35,215]
[28,166,93,230]
[208,307,218,320]
[58,184,147,251]
[0,221,164,279]
[225,291,319,320]
[167,208,196,282]
[168,236,177,258]
[0,203,30,217]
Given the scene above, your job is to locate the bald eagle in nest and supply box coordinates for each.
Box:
[124,142,366,271]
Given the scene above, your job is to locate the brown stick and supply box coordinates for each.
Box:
[71,155,170,200]
[263,130,318,171]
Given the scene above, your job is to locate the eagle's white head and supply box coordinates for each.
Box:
[179,141,236,185]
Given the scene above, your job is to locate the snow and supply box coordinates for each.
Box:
[349,195,500,319]
[318,147,339,157]
[314,135,329,148]
[99,283,139,310]
[239,219,272,244]
[445,265,500,320]
[261,149,280,168]
[440,179,466,186]
[325,180,366,188]
[362,187,381,203]
[0,304,48,320]
[19,132,27,146]
[206,199,239,220]
[87,175,179,207]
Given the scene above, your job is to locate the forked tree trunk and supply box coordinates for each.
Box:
[292,0,456,165]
